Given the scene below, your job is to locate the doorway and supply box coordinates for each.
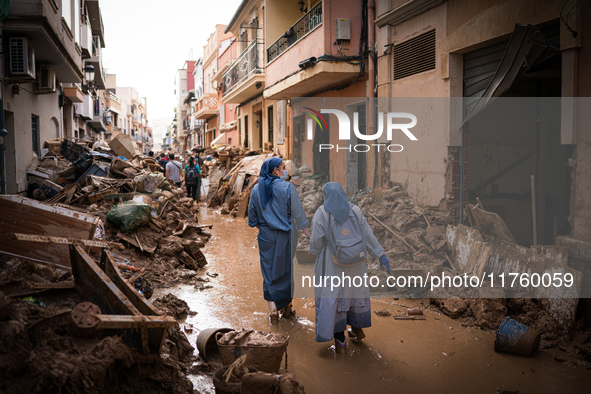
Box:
[292,115,305,167]
[462,25,569,245]
[268,106,274,147]
[254,111,262,149]
[244,115,249,148]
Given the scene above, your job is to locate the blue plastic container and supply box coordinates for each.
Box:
[494,316,540,356]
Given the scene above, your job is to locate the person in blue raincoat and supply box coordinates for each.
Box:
[248,157,311,323]
[309,182,391,354]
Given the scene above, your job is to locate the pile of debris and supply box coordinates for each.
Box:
[207,153,280,217]
[291,176,591,360]
[292,177,453,276]
[15,135,215,288]
[0,134,217,392]
[202,142,279,182]
[29,136,164,204]
[0,261,195,393]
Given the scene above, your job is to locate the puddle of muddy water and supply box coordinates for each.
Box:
[155,209,591,394]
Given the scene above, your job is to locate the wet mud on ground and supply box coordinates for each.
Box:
[158,209,591,394]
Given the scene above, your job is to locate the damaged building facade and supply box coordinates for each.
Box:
[374,0,590,245]
[264,0,372,185]
[370,0,591,326]
[0,0,152,196]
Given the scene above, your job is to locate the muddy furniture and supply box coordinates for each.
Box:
[0,195,100,270]
[70,245,176,354]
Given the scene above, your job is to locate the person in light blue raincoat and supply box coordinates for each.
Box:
[309,182,390,353]
[248,157,311,323]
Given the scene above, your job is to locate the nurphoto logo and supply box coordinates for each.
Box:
[304,108,419,153]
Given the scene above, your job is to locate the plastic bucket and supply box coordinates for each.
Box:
[494,316,540,356]
[295,250,316,265]
[196,327,233,362]
[216,331,289,373]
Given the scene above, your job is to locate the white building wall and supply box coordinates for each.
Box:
[3,82,63,194]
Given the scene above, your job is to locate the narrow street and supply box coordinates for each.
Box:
[1,1,591,393]
[158,208,591,394]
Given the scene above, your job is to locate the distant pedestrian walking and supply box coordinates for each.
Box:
[248,157,311,324]
[184,156,201,201]
[157,153,168,173]
[309,182,390,354]
[165,153,183,188]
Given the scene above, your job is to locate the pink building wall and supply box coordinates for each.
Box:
[186,61,196,92]
[266,0,363,88]
[218,38,237,67]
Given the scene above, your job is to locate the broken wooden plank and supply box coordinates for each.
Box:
[1,280,75,298]
[168,201,191,220]
[393,315,426,320]
[98,314,177,329]
[134,233,144,252]
[12,233,123,250]
[363,209,418,252]
[64,185,78,204]
[117,231,157,254]
[31,281,76,290]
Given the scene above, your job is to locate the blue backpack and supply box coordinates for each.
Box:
[326,204,368,266]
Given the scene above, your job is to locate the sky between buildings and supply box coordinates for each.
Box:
[100,0,243,125]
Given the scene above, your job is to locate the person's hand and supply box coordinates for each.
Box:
[379,254,391,275]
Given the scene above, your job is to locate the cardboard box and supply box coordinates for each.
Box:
[108,134,139,159]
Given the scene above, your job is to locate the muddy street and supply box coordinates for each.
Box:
[160,209,591,394]
[2,0,591,392]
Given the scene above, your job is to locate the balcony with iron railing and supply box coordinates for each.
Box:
[194,93,219,120]
[267,2,323,63]
[263,0,362,100]
[88,98,107,131]
[222,38,265,104]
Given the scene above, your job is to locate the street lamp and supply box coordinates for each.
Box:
[298,0,307,13]
[83,64,95,93]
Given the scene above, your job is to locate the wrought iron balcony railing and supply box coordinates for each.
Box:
[267,2,323,63]
[222,39,263,96]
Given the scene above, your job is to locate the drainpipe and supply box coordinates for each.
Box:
[0,21,7,194]
[368,0,377,189]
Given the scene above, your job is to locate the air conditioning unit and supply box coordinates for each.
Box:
[35,65,56,93]
[9,37,36,79]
